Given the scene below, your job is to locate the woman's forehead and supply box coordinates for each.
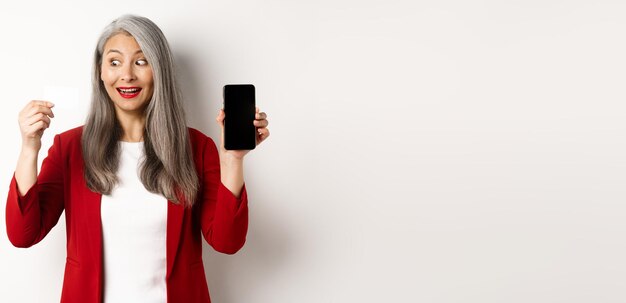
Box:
[103,33,143,55]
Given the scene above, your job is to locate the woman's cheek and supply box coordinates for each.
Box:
[101,68,117,84]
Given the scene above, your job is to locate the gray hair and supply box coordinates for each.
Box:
[82,14,198,207]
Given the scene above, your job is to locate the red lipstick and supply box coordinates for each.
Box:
[117,87,142,99]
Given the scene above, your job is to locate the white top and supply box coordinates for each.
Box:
[101,141,168,303]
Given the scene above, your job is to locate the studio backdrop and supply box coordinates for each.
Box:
[1,0,625,302]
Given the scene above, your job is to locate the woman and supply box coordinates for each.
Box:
[6,15,269,303]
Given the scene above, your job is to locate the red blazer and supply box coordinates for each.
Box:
[6,126,249,303]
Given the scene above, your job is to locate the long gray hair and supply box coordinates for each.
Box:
[82,15,198,207]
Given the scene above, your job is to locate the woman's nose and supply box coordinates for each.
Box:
[120,64,136,82]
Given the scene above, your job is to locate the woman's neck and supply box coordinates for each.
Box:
[117,113,146,142]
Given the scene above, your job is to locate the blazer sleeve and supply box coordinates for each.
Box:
[198,136,249,254]
[6,134,65,248]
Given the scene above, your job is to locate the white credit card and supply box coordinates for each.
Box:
[42,85,81,136]
[43,85,79,112]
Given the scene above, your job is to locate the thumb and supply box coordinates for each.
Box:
[216,109,225,150]
[216,109,225,125]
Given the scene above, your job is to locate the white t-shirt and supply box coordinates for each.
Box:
[101,141,168,303]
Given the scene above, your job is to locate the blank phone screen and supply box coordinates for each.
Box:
[223,84,256,150]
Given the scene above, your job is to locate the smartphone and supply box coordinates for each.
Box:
[223,84,256,150]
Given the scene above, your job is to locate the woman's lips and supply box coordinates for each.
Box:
[116,87,142,99]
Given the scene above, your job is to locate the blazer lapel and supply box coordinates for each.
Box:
[166,200,185,279]
[83,188,103,301]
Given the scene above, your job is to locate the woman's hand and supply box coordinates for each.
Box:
[215,106,270,160]
[18,100,55,152]
[215,107,269,198]
[15,100,55,195]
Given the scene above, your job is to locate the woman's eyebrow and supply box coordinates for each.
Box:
[105,49,144,55]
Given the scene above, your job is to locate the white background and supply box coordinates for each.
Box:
[1,0,625,302]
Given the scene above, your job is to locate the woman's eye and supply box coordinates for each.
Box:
[136,59,148,66]
[110,60,121,66]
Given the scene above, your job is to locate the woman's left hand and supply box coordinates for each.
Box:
[216,107,270,160]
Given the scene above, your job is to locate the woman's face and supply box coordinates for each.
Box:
[100,33,154,117]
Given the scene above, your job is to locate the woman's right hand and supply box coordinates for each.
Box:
[18,100,55,152]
